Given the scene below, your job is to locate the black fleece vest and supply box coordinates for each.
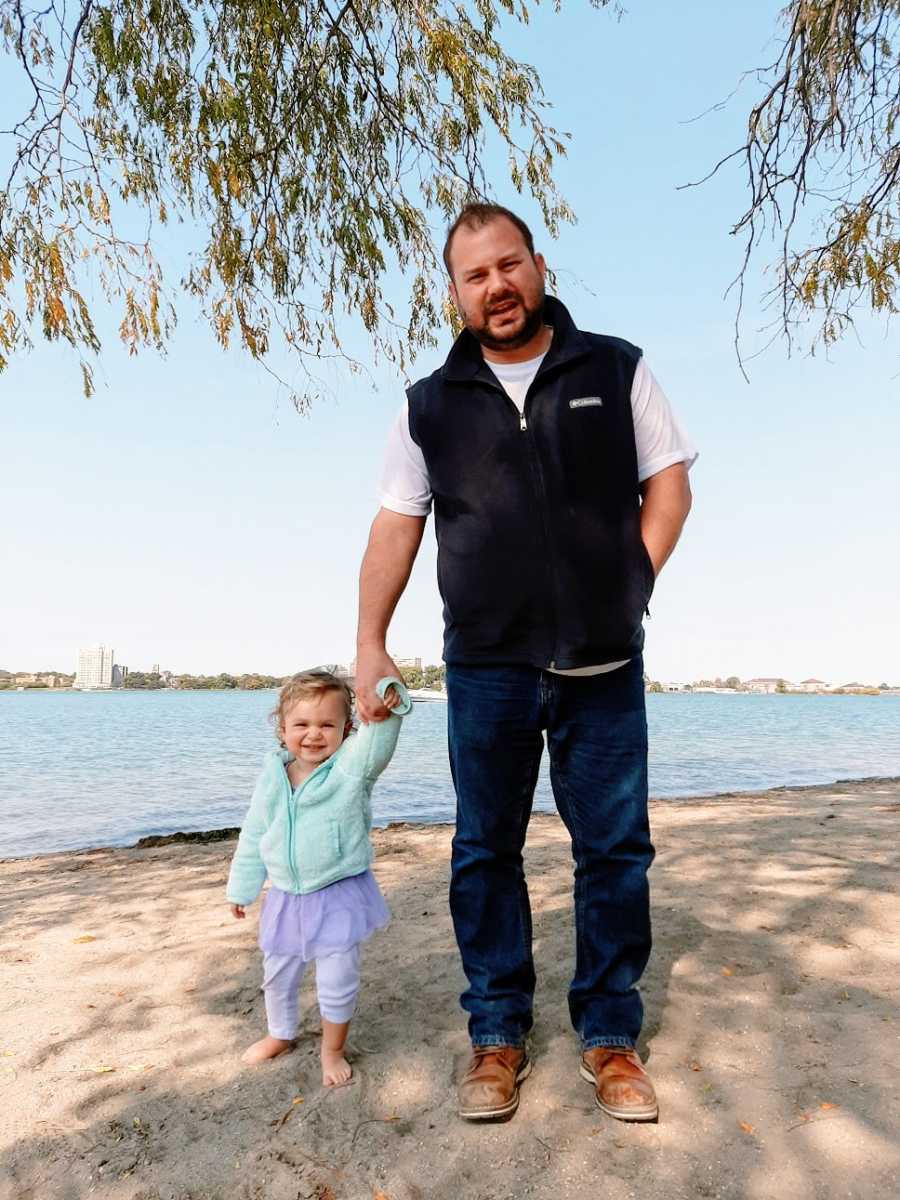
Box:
[407,297,654,668]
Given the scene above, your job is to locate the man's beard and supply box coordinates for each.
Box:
[464,286,546,352]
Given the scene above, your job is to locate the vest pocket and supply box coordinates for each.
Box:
[436,550,455,622]
[639,539,656,602]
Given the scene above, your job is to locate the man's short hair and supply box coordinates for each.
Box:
[442,203,536,278]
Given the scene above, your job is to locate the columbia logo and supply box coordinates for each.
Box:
[569,396,603,409]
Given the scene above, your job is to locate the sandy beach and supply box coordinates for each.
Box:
[1,777,898,1200]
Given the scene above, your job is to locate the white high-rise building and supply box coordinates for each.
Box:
[74,645,116,690]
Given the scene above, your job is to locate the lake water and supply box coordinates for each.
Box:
[1,690,899,858]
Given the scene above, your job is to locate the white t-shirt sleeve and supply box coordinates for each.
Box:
[378,400,433,517]
[631,358,698,482]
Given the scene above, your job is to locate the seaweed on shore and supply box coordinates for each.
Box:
[133,827,240,849]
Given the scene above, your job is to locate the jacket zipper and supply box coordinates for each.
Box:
[282,770,299,890]
[283,759,329,891]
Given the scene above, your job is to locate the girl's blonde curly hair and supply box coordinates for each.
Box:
[271,669,355,745]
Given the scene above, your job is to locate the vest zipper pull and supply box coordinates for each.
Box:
[519,413,527,431]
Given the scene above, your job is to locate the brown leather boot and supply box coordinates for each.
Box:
[457,1045,531,1121]
[580,1047,658,1121]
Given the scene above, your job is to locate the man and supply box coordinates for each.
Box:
[355,203,695,1123]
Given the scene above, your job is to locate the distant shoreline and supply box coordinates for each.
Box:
[4,773,899,864]
[4,685,899,697]
[0,686,280,694]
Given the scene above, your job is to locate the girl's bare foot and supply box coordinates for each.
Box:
[241,1035,293,1065]
[320,1016,352,1085]
[321,1047,352,1086]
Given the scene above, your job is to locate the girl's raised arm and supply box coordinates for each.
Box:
[337,677,412,781]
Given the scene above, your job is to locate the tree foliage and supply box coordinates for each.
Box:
[398,662,445,689]
[122,670,164,688]
[0,0,606,401]
[700,0,900,360]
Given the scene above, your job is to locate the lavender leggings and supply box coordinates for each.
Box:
[262,944,361,1038]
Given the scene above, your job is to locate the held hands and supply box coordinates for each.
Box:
[230,904,246,920]
[354,649,404,724]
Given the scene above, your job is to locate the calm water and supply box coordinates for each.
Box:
[1,690,899,858]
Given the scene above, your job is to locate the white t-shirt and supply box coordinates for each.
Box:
[379,350,697,674]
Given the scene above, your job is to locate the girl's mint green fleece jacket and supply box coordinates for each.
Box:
[226,678,412,905]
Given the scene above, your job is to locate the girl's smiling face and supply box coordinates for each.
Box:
[279,691,351,766]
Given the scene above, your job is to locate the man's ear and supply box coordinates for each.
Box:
[448,279,459,311]
[534,252,546,283]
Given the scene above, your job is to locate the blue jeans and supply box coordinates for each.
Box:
[446,658,653,1051]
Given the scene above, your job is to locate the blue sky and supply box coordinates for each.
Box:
[2,1,898,686]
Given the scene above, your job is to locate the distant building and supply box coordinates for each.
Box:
[313,662,350,678]
[796,678,830,693]
[11,671,72,688]
[745,677,793,694]
[74,645,125,690]
[348,655,419,678]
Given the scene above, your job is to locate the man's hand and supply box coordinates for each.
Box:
[230,904,246,920]
[354,649,405,724]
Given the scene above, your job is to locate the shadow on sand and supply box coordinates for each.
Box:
[1,777,897,1199]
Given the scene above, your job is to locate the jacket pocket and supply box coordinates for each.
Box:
[294,819,342,883]
[259,815,285,865]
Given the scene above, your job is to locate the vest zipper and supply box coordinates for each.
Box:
[519,380,562,666]
[479,367,562,663]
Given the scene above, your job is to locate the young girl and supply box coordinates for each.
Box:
[226,669,410,1085]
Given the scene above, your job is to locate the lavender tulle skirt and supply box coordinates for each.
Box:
[258,871,390,959]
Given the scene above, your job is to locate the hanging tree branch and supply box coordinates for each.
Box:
[0,0,612,404]
[687,0,899,367]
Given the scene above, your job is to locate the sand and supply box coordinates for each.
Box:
[1,778,898,1200]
